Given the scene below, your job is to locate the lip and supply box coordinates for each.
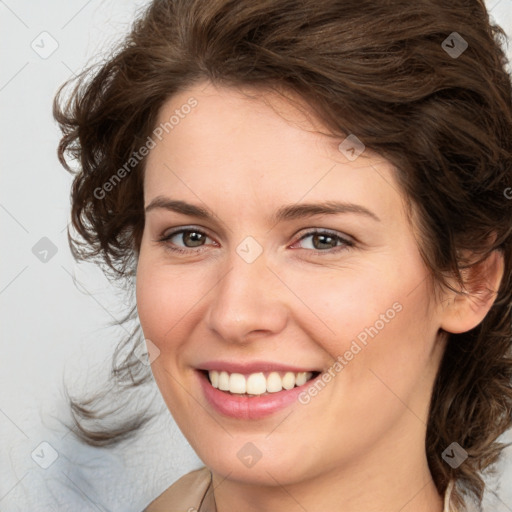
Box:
[197,360,320,374]
[196,369,322,420]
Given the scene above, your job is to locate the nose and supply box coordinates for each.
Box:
[205,248,288,344]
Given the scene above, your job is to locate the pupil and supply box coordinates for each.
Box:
[314,234,334,249]
[186,231,204,247]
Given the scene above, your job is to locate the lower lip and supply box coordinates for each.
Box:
[197,370,320,420]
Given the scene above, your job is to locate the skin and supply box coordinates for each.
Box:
[136,80,503,512]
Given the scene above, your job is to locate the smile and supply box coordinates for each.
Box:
[196,368,323,419]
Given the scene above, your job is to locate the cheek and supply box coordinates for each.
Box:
[135,254,200,353]
[283,253,436,385]
[278,258,414,336]
[135,255,205,415]
[286,269,437,457]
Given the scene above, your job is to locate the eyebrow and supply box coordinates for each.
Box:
[144,196,381,223]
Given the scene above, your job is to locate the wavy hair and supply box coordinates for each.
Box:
[53,0,512,509]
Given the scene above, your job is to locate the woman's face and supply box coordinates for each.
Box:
[136,81,447,487]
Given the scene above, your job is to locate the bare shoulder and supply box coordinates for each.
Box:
[144,467,212,512]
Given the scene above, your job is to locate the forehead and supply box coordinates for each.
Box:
[151,80,385,162]
[143,81,406,226]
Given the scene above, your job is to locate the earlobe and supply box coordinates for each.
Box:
[439,250,504,334]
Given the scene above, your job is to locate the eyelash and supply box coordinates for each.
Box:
[156,227,355,256]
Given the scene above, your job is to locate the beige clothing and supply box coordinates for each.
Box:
[144,466,457,511]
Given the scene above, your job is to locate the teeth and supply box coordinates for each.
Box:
[229,373,246,394]
[267,372,283,392]
[282,372,295,390]
[218,371,230,391]
[207,370,314,395]
[295,372,308,386]
[246,373,267,394]
[210,370,219,388]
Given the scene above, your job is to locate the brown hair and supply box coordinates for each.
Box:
[53,0,512,509]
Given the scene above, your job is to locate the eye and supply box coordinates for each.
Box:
[291,229,354,254]
[156,227,214,255]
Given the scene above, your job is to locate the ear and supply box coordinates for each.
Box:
[439,250,504,334]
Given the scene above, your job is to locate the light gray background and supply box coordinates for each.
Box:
[1,1,511,511]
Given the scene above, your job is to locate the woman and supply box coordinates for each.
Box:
[53,0,512,510]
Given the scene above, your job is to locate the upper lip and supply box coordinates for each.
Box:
[197,360,321,374]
